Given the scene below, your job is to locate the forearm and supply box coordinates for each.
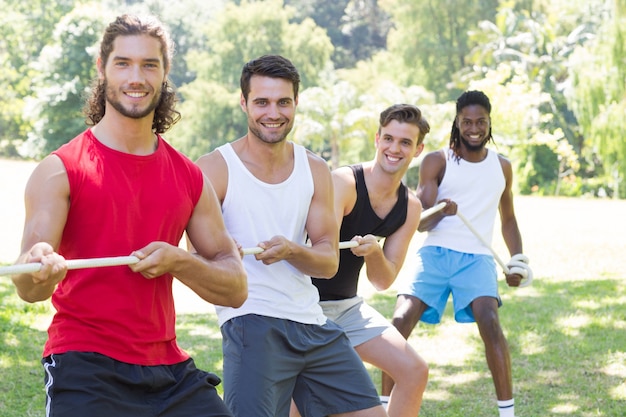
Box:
[286,241,338,279]
[173,249,247,308]
[11,273,56,303]
[364,250,398,291]
[501,220,523,256]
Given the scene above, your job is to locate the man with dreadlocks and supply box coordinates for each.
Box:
[382,90,525,417]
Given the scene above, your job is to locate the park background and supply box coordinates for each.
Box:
[1,0,625,416]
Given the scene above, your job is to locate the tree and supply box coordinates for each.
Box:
[22,4,106,157]
[568,0,626,198]
[379,0,499,101]
[171,0,334,159]
[286,0,393,69]
[460,1,601,195]
[0,0,80,157]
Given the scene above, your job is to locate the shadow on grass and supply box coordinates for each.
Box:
[368,277,626,416]
[0,280,49,417]
[2,276,624,417]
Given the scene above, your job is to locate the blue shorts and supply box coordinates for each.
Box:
[396,246,501,324]
[221,314,381,417]
[42,352,232,417]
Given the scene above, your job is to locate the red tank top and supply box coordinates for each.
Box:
[45,129,203,365]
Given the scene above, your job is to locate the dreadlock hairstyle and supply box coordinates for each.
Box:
[449,90,494,162]
[240,55,301,103]
[83,14,181,134]
[378,104,431,146]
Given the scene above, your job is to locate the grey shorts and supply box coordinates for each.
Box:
[42,352,232,417]
[320,296,393,347]
[221,314,381,417]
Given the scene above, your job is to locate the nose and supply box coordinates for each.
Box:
[266,103,280,118]
[389,139,401,152]
[128,64,145,84]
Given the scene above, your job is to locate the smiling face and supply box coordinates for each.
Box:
[375,119,423,175]
[456,104,491,152]
[98,34,166,121]
[241,75,297,144]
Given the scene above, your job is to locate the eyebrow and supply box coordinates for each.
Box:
[112,56,162,65]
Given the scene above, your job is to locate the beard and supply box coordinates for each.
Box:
[460,135,489,152]
[104,80,161,120]
[247,114,294,144]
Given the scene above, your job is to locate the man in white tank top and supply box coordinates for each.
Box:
[383,91,527,417]
[196,55,387,417]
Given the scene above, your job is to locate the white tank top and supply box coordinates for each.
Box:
[214,142,327,326]
[423,148,505,254]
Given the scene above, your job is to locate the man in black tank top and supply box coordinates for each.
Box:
[295,104,431,417]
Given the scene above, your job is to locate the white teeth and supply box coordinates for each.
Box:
[127,92,147,98]
[264,123,281,128]
[387,156,400,162]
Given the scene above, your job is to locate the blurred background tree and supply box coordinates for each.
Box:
[0,0,622,197]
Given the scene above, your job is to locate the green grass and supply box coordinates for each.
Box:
[2,274,624,416]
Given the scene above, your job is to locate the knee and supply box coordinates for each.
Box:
[396,353,429,387]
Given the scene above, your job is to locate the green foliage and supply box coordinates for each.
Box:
[0,0,624,198]
[3,265,625,416]
[173,0,334,158]
[381,0,499,101]
[568,0,626,197]
[286,0,392,69]
[22,5,105,157]
[0,0,80,156]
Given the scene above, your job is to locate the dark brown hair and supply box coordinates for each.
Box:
[240,55,300,102]
[379,103,430,145]
[83,14,180,133]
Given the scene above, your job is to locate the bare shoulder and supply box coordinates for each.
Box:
[496,152,512,166]
[306,148,331,176]
[496,152,513,177]
[195,150,228,200]
[196,149,225,170]
[27,155,69,192]
[419,149,446,177]
[331,165,354,185]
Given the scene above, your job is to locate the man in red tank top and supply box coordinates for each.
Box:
[10,14,246,417]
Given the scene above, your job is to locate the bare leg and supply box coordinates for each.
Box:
[381,295,428,396]
[471,296,513,400]
[331,405,387,417]
[357,330,428,417]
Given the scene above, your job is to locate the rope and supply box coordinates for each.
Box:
[1,202,449,277]
[456,210,533,287]
[0,255,139,276]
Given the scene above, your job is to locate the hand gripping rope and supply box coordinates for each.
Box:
[0,203,447,277]
[456,210,533,287]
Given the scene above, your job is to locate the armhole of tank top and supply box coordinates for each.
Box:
[438,149,449,185]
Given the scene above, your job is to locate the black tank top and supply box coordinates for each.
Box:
[313,164,408,300]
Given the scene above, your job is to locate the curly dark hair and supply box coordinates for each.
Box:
[449,90,494,161]
[240,55,300,103]
[379,104,431,146]
[83,14,180,133]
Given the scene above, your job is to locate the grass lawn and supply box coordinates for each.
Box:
[1,196,625,416]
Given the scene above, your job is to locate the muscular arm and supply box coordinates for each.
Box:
[416,150,456,232]
[12,156,70,302]
[364,193,422,291]
[252,152,339,278]
[498,155,523,256]
[281,152,339,278]
[173,179,247,307]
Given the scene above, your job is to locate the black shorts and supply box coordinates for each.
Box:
[42,351,233,417]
